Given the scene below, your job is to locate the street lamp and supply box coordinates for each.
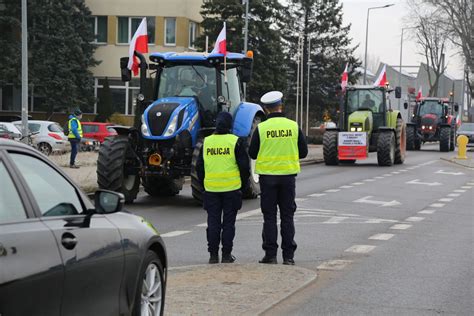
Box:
[243,0,249,99]
[363,3,395,84]
[398,26,416,110]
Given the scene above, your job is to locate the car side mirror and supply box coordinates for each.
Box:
[454,104,459,112]
[120,57,132,82]
[94,190,124,214]
[403,102,408,110]
[395,86,402,99]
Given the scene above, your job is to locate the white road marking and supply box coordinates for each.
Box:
[345,245,376,254]
[323,216,349,224]
[384,174,393,177]
[453,190,466,193]
[363,218,398,224]
[369,233,395,240]
[439,198,453,202]
[447,193,461,197]
[391,171,400,174]
[308,193,326,197]
[351,182,364,185]
[375,176,384,179]
[325,189,340,193]
[419,160,437,166]
[418,210,436,214]
[435,170,464,175]
[405,216,425,222]
[406,179,442,186]
[161,230,192,238]
[399,169,408,172]
[390,224,412,230]
[295,198,307,202]
[364,179,375,182]
[317,260,353,271]
[339,185,353,189]
[354,195,401,207]
[407,167,416,170]
[430,203,445,208]
[467,182,474,186]
[461,186,472,189]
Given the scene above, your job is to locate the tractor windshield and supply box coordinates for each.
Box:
[419,100,443,117]
[346,89,384,113]
[157,65,217,112]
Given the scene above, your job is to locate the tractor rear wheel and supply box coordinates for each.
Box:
[414,137,421,150]
[394,118,406,164]
[242,116,261,199]
[450,127,455,151]
[143,176,183,197]
[377,131,395,166]
[97,136,140,203]
[190,139,204,204]
[406,125,416,150]
[439,127,451,152]
[323,131,339,165]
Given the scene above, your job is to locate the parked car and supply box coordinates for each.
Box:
[81,122,117,143]
[13,120,69,155]
[0,139,167,316]
[80,137,100,152]
[0,126,13,139]
[457,122,474,147]
[0,122,22,141]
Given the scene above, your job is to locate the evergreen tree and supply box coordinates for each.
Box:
[0,0,98,114]
[283,0,360,127]
[95,77,113,122]
[195,0,287,103]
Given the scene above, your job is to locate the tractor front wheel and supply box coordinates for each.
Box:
[394,118,406,164]
[323,131,339,165]
[377,131,395,166]
[190,139,204,204]
[450,127,456,151]
[439,127,451,152]
[97,136,140,203]
[242,116,262,199]
[406,125,416,150]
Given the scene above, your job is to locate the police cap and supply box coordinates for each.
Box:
[260,91,283,108]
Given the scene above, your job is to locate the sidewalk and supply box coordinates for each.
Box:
[166,263,316,315]
[55,145,324,193]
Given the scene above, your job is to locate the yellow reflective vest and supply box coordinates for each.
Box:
[203,134,241,192]
[255,117,300,175]
[68,117,83,139]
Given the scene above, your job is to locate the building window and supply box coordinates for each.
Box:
[94,78,140,115]
[189,21,198,49]
[89,16,108,43]
[165,18,176,46]
[117,17,155,44]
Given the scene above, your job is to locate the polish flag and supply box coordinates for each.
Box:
[128,18,149,76]
[341,63,349,91]
[416,86,423,101]
[373,64,387,87]
[211,22,227,55]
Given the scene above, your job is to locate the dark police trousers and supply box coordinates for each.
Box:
[204,190,242,255]
[260,175,297,259]
[69,139,79,166]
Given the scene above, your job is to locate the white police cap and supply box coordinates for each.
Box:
[260,91,283,108]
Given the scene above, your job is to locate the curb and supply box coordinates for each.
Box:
[440,157,474,169]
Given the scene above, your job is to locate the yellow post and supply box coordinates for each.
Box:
[456,135,469,159]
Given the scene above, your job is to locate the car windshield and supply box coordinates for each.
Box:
[458,123,474,132]
[419,100,443,116]
[158,65,217,112]
[346,89,384,113]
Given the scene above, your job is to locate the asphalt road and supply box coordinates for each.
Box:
[127,144,473,315]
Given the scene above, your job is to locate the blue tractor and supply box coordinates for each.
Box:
[97,51,264,203]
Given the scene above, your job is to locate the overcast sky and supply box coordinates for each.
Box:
[341,0,464,78]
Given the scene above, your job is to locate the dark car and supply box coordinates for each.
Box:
[457,122,474,147]
[0,139,167,316]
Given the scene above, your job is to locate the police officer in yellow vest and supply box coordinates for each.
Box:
[249,91,308,265]
[68,109,83,168]
[197,112,250,264]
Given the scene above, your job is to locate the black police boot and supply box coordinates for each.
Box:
[209,253,219,264]
[259,255,277,264]
[283,258,295,265]
[221,253,236,263]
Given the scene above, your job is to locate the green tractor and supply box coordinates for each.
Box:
[323,85,406,166]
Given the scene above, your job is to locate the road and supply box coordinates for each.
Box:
[127,144,474,315]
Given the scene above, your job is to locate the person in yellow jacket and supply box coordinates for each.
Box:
[68,109,83,168]
[249,91,308,265]
[196,112,250,264]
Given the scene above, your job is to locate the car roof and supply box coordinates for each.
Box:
[12,120,59,125]
[0,138,33,149]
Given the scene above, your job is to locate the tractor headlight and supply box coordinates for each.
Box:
[429,126,433,130]
[422,125,425,129]
[356,127,363,132]
[163,115,179,136]
[141,123,150,136]
[350,127,356,132]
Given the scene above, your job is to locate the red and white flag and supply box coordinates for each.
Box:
[211,22,227,55]
[341,63,349,91]
[373,64,387,87]
[128,18,149,76]
[416,85,423,101]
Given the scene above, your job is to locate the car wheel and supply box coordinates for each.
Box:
[134,251,165,316]
[37,142,52,156]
